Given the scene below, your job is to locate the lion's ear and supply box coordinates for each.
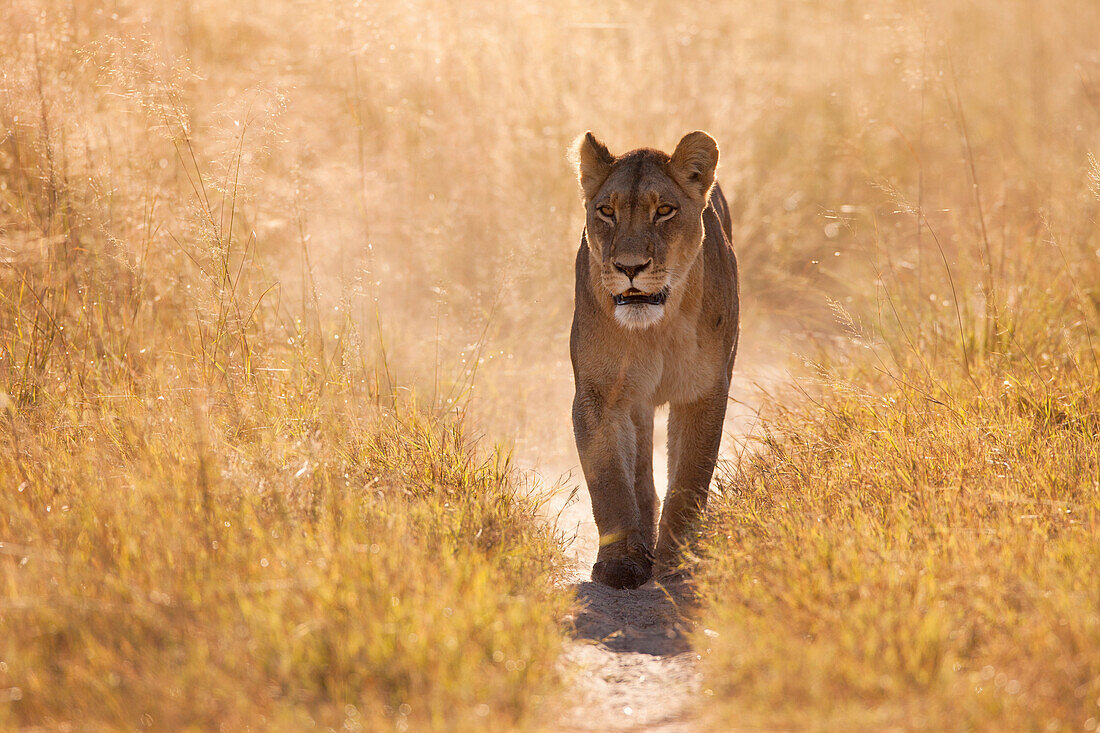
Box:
[669,131,718,200]
[575,131,615,200]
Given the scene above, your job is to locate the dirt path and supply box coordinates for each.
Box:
[558,576,700,732]
[523,353,781,732]
[542,413,702,732]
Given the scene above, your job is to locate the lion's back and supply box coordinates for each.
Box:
[701,183,739,373]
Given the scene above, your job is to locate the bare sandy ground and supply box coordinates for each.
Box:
[545,411,704,732]
[520,349,783,732]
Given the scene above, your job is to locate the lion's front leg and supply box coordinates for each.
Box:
[573,387,653,589]
[632,404,658,551]
[656,386,729,571]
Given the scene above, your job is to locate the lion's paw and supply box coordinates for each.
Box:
[592,555,652,590]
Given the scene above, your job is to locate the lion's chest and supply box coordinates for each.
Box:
[646,325,724,406]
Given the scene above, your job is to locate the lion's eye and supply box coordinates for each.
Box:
[655,204,676,220]
[596,205,615,220]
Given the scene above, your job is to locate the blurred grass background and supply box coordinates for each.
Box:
[2,0,1099,729]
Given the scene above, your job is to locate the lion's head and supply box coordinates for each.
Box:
[574,130,719,330]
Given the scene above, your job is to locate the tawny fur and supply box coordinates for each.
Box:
[570,131,739,589]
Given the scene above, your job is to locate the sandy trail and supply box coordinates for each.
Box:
[520,348,782,732]
[545,411,702,732]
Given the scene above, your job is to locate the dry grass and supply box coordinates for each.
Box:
[697,343,1100,729]
[0,1,575,729]
[0,392,566,730]
[692,2,1100,730]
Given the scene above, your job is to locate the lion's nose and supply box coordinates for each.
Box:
[613,258,652,281]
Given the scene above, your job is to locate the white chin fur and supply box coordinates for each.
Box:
[613,303,665,330]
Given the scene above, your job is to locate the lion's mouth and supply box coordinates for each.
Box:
[613,287,669,307]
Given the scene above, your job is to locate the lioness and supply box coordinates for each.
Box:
[570,131,739,589]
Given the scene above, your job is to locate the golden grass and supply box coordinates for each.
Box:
[0,391,566,730]
[697,357,1100,729]
[1,2,573,728]
[691,3,1100,729]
